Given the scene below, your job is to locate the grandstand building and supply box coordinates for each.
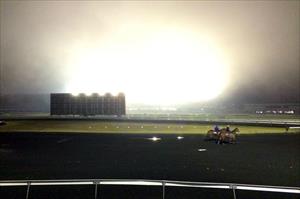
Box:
[50,93,126,116]
[243,103,300,115]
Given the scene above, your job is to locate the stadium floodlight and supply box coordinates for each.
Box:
[64,27,229,104]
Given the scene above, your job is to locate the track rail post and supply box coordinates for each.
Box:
[231,184,237,199]
[94,181,100,199]
[25,182,31,199]
[162,181,165,199]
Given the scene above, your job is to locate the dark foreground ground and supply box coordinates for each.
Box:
[0,132,299,199]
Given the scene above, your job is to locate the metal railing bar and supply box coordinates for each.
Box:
[98,179,163,183]
[31,182,93,186]
[236,186,300,194]
[165,179,239,187]
[165,183,230,189]
[100,181,161,186]
[0,182,28,186]
[232,182,300,189]
[0,178,237,185]
[0,179,299,194]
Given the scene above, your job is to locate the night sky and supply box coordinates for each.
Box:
[0,1,299,104]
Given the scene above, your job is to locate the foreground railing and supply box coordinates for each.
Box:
[0,179,299,199]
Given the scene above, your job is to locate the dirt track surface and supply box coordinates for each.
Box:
[0,132,299,199]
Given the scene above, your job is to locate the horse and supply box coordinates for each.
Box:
[217,128,240,144]
[205,129,220,141]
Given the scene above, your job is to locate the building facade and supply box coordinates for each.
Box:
[50,93,126,116]
[243,103,300,115]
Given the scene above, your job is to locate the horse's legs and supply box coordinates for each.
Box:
[218,138,222,145]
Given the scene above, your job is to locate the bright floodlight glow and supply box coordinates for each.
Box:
[148,136,161,142]
[198,149,207,152]
[65,26,230,104]
[71,93,79,96]
[177,136,184,140]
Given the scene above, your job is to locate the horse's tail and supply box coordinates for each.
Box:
[205,130,213,140]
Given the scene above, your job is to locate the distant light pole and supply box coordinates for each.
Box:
[0,42,2,114]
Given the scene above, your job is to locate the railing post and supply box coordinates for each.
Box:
[94,181,99,199]
[162,181,165,199]
[231,184,237,199]
[25,182,31,199]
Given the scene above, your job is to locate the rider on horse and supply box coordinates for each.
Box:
[226,125,230,133]
[214,125,220,134]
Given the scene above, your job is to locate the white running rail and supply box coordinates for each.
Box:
[0,179,299,199]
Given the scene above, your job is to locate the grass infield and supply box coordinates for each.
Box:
[1,120,299,134]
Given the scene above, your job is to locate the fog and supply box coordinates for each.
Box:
[0,1,299,104]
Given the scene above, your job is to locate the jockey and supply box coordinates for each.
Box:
[226,125,230,132]
[214,125,220,133]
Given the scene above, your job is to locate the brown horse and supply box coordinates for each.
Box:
[205,129,220,141]
[217,128,240,144]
